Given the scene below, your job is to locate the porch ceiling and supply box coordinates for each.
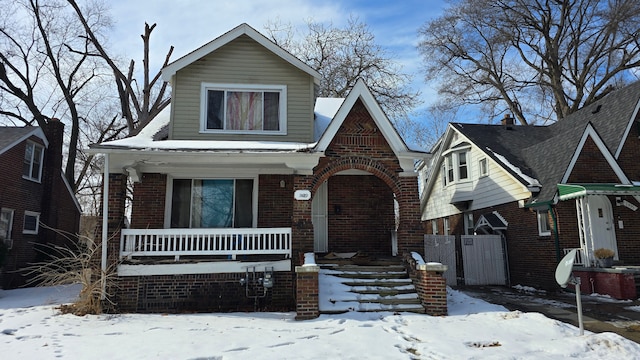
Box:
[557,184,640,201]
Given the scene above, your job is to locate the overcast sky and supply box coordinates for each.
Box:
[106,0,447,108]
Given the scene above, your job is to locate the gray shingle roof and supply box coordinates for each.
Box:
[0,127,39,153]
[454,81,640,204]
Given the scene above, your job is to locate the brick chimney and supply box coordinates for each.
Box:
[501,113,514,129]
[40,118,65,247]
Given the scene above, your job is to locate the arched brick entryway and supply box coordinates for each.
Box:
[291,156,422,264]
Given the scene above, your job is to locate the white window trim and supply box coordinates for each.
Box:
[200,83,287,135]
[23,211,40,235]
[479,157,489,177]
[1,208,14,240]
[165,175,259,229]
[537,210,551,236]
[442,150,471,187]
[23,141,44,183]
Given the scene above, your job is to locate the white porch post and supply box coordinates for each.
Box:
[101,153,109,299]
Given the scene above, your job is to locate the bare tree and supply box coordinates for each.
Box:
[418,0,640,125]
[67,0,172,135]
[266,17,425,146]
[0,0,109,188]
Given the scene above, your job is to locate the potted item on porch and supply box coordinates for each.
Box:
[594,248,615,268]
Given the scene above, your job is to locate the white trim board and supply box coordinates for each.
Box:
[118,259,292,276]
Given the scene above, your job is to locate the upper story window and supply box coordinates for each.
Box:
[23,141,44,182]
[442,149,469,187]
[479,158,488,177]
[201,83,286,134]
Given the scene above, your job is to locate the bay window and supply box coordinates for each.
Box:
[171,179,254,228]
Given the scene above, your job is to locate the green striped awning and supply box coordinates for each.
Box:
[557,184,640,201]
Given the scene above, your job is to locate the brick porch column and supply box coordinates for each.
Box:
[414,263,448,316]
[292,175,314,266]
[396,176,423,254]
[295,265,320,320]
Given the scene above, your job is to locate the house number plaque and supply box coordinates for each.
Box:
[294,190,312,200]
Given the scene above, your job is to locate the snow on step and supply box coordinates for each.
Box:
[319,264,424,314]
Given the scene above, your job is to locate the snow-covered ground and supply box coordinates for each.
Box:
[2,284,639,359]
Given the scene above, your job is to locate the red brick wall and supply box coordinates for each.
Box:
[611,196,640,264]
[258,175,293,228]
[567,136,620,183]
[617,120,640,180]
[327,175,394,257]
[114,271,294,313]
[130,173,167,229]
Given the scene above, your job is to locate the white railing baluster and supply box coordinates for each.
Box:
[119,228,292,261]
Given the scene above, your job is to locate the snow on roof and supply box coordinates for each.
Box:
[490,150,541,187]
[95,105,316,152]
[314,97,344,142]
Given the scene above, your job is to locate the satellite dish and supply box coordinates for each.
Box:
[555,249,577,288]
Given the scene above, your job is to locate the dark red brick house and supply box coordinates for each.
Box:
[88,24,426,313]
[421,81,640,299]
[0,120,81,288]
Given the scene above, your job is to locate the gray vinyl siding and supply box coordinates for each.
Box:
[170,35,315,142]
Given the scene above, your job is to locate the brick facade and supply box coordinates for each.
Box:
[0,121,80,289]
[114,271,294,313]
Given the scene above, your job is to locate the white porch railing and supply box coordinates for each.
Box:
[563,248,586,266]
[120,228,292,261]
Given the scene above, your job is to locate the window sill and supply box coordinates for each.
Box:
[22,176,42,183]
[199,130,287,136]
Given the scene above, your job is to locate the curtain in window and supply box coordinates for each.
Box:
[171,179,253,228]
[226,92,262,130]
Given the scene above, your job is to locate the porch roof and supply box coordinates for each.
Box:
[557,183,640,201]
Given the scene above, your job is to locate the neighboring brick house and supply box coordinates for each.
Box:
[421,81,640,298]
[0,120,81,289]
[88,24,427,313]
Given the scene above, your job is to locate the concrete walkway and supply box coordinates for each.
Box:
[458,285,640,344]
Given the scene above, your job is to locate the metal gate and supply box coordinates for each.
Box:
[460,235,507,285]
[424,235,457,286]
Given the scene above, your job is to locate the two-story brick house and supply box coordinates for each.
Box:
[0,119,81,288]
[89,24,427,313]
[421,81,640,299]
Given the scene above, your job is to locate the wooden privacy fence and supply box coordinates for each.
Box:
[424,234,457,286]
[460,235,507,286]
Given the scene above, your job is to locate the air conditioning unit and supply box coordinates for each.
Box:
[3,238,13,250]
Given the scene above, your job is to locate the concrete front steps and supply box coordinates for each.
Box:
[318,262,425,314]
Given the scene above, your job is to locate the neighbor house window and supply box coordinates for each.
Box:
[458,151,468,180]
[170,179,254,228]
[23,141,44,182]
[443,217,450,236]
[431,219,438,234]
[464,212,474,235]
[23,211,40,234]
[201,83,286,134]
[479,158,488,177]
[537,209,551,236]
[0,208,14,240]
[442,150,469,186]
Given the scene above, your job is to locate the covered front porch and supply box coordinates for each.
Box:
[558,184,640,268]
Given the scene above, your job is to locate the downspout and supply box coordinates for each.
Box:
[549,203,560,262]
[101,153,109,300]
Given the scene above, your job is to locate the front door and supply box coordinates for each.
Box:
[588,195,618,259]
[312,181,328,253]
